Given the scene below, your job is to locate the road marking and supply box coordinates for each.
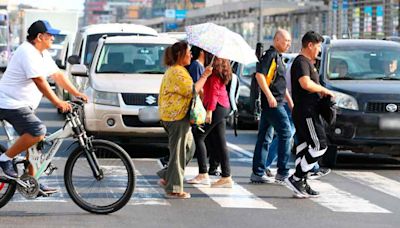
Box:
[12,170,68,203]
[227,142,253,158]
[185,167,276,209]
[130,170,170,206]
[308,179,391,213]
[336,171,400,200]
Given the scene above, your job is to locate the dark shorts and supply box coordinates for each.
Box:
[0,107,46,137]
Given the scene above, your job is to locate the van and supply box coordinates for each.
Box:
[55,23,158,101]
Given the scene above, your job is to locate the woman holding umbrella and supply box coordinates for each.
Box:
[157,41,212,199]
[187,57,233,188]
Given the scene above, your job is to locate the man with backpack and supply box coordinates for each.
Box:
[250,29,293,184]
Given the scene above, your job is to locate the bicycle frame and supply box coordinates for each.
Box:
[0,104,99,182]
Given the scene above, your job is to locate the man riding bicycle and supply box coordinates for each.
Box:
[0,20,88,195]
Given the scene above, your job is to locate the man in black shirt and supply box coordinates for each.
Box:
[285,31,335,198]
[251,29,294,183]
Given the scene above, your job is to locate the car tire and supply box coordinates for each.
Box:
[321,145,338,168]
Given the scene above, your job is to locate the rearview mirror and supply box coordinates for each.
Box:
[68,55,80,65]
[70,64,88,77]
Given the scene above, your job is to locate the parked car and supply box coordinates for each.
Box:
[55,23,158,103]
[318,38,400,166]
[69,35,176,143]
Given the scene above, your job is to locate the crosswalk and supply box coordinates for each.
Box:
[5,158,400,214]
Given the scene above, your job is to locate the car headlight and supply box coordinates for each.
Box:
[239,85,250,97]
[333,91,358,110]
[93,90,120,106]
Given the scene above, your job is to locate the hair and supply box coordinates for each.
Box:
[190,45,203,62]
[213,57,232,85]
[164,41,189,66]
[301,31,324,48]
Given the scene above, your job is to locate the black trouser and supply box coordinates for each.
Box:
[193,105,230,177]
[292,104,327,179]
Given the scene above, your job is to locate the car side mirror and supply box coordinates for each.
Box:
[55,59,66,70]
[68,55,80,65]
[70,64,88,77]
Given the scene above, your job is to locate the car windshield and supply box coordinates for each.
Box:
[327,45,400,80]
[96,43,169,74]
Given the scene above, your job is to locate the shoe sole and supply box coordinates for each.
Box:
[284,178,309,199]
[164,193,191,199]
[307,169,332,180]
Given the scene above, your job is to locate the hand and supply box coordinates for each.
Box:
[267,96,277,108]
[202,66,213,78]
[320,88,335,98]
[56,100,72,113]
[76,93,89,102]
[205,110,212,124]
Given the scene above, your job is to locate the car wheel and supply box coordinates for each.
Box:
[321,145,338,168]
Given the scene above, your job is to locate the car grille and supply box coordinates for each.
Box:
[366,102,400,113]
[121,93,158,106]
[122,115,161,127]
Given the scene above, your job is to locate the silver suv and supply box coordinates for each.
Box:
[70,35,177,142]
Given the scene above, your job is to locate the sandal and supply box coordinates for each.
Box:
[164,192,191,199]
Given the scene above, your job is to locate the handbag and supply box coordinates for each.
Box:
[189,87,206,126]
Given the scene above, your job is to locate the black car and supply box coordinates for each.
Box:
[318,38,400,166]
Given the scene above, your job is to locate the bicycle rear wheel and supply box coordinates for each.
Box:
[0,145,16,208]
[64,139,135,214]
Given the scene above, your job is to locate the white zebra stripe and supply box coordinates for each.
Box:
[336,171,400,200]
[308,179,391,213]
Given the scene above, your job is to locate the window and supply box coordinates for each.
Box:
[327,45,400,80]
[96,43,169,74]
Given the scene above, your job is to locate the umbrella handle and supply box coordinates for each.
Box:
[208,55,215,67]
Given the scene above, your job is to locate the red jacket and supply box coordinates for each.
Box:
[202,73,230,111]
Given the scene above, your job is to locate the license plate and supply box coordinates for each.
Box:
[379,116,400,130]
[138,107,160,123]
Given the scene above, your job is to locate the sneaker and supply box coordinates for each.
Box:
[186,174,211,185]
[250,173,273,184]
[38,183,58,195]
[308,168,331,180]
[0,160,18,179]
[284,176,309,198]
[211,177,233,188]
[265,168,274,177]
[274,173,288,186]
[304,179,320,198]
[164,192,191,199]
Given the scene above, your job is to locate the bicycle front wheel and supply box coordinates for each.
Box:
[64,139,135,214]
[0,145,16,208]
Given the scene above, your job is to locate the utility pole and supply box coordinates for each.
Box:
[258,0,264,42]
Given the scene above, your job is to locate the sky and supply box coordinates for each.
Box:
[19,0,85,11]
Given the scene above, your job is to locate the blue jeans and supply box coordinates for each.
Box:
[252,104,292,176]
[265,104,320,173]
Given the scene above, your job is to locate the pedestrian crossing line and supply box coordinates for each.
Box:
[307,179,391,213]
[129,170,170,206]
[227,142,253,158]
[336,171,400,200]
[185,167,276,209]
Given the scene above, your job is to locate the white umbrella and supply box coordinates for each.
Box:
[185,23,258,65]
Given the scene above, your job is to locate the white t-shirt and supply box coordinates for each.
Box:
[0,42,59,110]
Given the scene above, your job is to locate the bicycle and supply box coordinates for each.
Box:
[0,100,136,214]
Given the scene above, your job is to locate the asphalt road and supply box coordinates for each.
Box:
[0,99,399,228]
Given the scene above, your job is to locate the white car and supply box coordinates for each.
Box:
[70,35,177,142]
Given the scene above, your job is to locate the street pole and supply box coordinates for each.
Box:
[258,0,263,43]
